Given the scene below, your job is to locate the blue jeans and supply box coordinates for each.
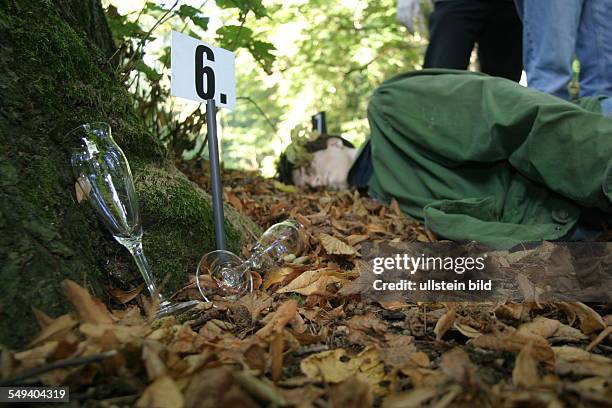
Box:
[603,98,612,116]
[515,0,612,100]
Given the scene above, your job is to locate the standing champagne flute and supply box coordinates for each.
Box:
[69,122,198,318]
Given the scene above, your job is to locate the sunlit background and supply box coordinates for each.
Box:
[102,0,426,176]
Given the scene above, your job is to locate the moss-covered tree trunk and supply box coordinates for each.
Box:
[0,0,259,348]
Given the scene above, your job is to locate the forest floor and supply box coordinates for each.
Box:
[2,163,611,408]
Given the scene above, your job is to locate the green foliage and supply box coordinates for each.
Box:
[248,40,276,74]
[103,0,425,174]
[177,5,210,30]
[223,0,425,175]
[103,0,276,157]
[277,0,423,137]
[106,5,147,40]
[216,0,268,18]
[135,60,162,81]
[216,25,276,73]
[217,25,254,50]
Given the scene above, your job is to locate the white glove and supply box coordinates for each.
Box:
[396,0,422,32]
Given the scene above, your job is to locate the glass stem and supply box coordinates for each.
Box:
[246,241,281,277]
[127,240,163,301]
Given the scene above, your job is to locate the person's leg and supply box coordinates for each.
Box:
[603,98,612,117]
[519,0,582,100]
[423,0,485,69]
[575,0,612,97]
[477,0,523,82]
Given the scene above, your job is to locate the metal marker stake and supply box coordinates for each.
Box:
[206,98,227,250]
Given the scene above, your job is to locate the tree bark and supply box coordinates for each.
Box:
[0,0,259,348]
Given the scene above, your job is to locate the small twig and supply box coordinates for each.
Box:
[228,11,249,51]
[344,57,376,75]
[232,371,287,406]
[292,344,328,357]
[423,303,427,336]
[237,96,278,134]
[109,1,150,67]
[123,0,180,78]
[107,46,122,65]
[586,326,612,352]
[84,394,139,406]
[127,70,141,91]
[0,350,118,386]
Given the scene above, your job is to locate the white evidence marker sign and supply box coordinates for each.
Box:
[171,30,236,110]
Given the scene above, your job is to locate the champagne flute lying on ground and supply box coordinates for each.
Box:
[197,219,306,302]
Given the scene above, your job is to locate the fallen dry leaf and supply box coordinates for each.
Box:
[453,322,482,338]
[136,375,184,408]
[237,291,273,321]
[256,299,298,339]
[1,348,14,379]
[263,266,295,289]
[516,316,560,339]
[29,314,77,346]
[277,268,344,296]
[317,233,359,256]
[13,341,59,369]
[184,366,258,408]
[300,346,386,391]
[168,325,197,354]
[74,175,91,204]
[347,313,388,345]
[62,280,114,325]
[270,333,284,382]
[330,376,373,408]
[107,283,144,304]
[32,307,55,329]
[549,322,589,342]
[142,340,167,381]
[495,303,532,320]
[233,371,287,406]
[378,299,408,310]
[80,323,148,344]
[552,346,612,369]
[379,333,418,368]
[468,330,554,363]
[347,313,387,333]
[439,348,478,385]
[513,342,540,387]
[346,234,369,246]
[434,307,456,341]
[382,387,439,408]
[280,385,324,407]
[561,302,606,334]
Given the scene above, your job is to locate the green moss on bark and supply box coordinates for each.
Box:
[136,164,257,289]
[0,0,259,348]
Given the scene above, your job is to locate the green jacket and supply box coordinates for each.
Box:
[361,69,612,248]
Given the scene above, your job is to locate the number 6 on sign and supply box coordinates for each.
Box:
[171,31,236,110]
